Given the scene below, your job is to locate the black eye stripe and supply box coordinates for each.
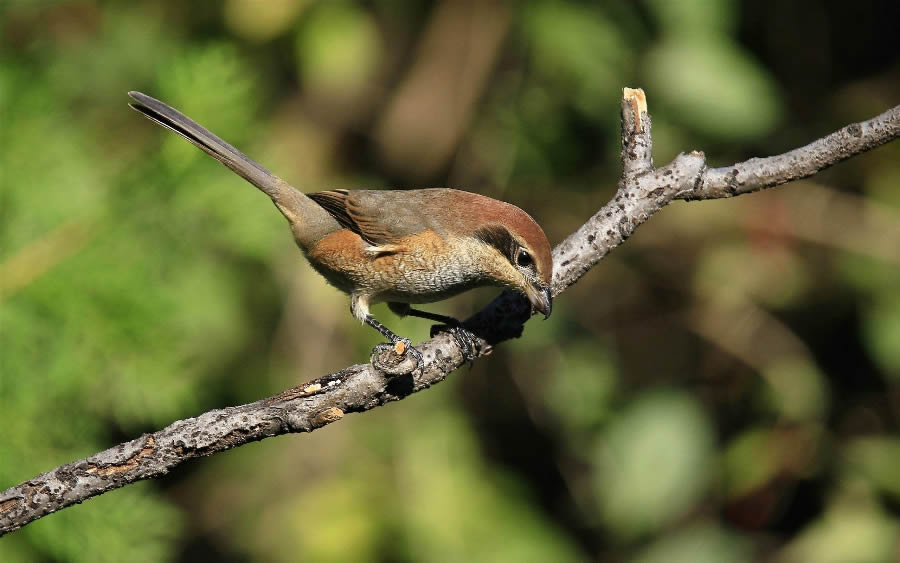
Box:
[474,225,521,266]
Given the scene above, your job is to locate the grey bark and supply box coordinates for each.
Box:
[2,90,898,536]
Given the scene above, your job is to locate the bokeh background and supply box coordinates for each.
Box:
[2,0,899,561]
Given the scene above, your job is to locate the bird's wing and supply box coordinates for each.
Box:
[307,190,357,231]
[308,189,435,246]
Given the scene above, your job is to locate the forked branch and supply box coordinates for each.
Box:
[2,90,898,535]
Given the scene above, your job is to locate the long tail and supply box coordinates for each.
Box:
[128,91,338,247]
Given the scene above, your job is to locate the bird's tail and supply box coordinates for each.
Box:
[128,91,337,246]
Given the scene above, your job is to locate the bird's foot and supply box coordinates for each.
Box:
[430,324,479,363]
[371,337,424,376]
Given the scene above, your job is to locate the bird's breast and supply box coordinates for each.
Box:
[305,229,489,302]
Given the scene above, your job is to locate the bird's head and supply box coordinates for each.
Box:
[471,211,553,318]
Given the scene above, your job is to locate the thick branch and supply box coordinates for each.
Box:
[2,91,898,536]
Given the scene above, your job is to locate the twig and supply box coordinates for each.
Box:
[2,89,898,535]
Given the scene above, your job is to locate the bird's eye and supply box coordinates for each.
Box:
[516,249,533,268]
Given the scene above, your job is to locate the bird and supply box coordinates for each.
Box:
[128,91,553,373]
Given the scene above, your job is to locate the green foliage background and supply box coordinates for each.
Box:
[2,1,899,561]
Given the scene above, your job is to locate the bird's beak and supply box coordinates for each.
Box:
[526,284,553,319]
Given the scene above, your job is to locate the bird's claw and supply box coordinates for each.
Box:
[430,324,479,363]
[371,338,424,376]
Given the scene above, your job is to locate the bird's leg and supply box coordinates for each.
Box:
[353,295,423,375]
[387,303,478,362]
[364,315,424,375]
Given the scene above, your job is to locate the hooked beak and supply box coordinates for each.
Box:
[525,284,553,319]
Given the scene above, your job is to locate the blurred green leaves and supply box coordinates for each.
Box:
[645,38,782,141]
[633,523,751,563]
[546,342,619,433]
[779,491,899,563]
[724,428,781,498]
[645,0,739,35]
[845,438,900,501]
[199,395,583,563]
[396,408,582,563]
[295,2,383,104]
[1,10,278,561]
[156,43,259,149]
[643,0,782,140]
[21,485,183,563]
[762,359,829,421]
[224,0,311,42]
[596,392,715,539]
[862,292,900,380]
[524,1,628,118]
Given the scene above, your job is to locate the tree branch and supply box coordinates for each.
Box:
[2,90,898,536]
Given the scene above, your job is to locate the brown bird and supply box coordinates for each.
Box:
[128,91,552,371]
